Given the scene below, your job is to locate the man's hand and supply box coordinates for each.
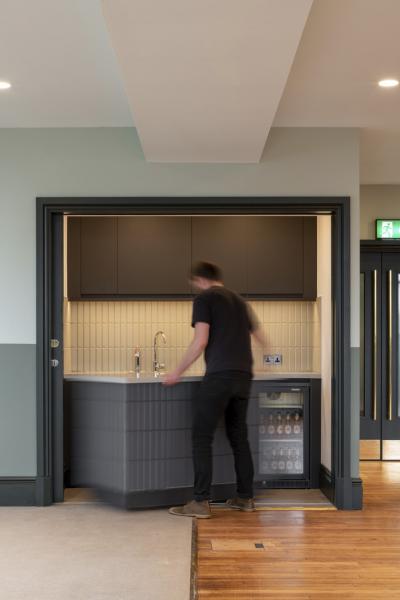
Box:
[162,370,181,387]
[162,323,209,386]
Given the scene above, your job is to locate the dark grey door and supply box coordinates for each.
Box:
[381,253,400,459]
[360,249,400,460]
[360,252,381,457]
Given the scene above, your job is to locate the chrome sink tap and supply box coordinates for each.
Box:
[153,331,166,377]
[133,347,141,379]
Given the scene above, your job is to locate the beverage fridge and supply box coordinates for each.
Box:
[250,381,321,489]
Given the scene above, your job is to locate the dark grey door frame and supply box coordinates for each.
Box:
[36,196,358,509]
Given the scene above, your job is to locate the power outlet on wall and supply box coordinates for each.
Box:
[263,353,283,366]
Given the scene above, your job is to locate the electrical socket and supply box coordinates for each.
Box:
[263,353,283,366]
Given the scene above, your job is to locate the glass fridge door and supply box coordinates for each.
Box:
[258,388,305,478]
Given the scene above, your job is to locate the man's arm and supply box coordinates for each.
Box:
[251,325,266,347]
[163,322,209,386]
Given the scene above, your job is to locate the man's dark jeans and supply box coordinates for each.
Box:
[192,371,254,502]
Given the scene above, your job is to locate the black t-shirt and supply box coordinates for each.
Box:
[191,286,256,375]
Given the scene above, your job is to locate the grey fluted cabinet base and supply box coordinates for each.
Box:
[64,376,320,509]
[64,380,249,508]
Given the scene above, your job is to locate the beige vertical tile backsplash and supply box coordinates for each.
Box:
[64,300,320,375]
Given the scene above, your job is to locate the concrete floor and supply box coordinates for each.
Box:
[0,501,192,600]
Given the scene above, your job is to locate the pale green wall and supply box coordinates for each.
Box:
[361,185,400,239]
[0,127,360,476]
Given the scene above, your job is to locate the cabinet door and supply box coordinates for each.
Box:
[191,217,247,293]
[246,217,316,298]
[117,217,191,295]
[67,217,81,299]
[67,217,117,298]
[80,217,118,295]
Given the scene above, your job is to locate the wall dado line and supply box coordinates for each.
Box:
[64,299,321,375]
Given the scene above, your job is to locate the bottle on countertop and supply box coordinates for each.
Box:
[133,347,141,379]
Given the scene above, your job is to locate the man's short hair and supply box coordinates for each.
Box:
[190,261,223,281]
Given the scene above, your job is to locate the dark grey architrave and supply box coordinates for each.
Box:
[35,196,358,510]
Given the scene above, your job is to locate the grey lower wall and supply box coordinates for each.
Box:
[0,345,36,476]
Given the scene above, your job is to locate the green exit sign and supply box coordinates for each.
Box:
[376,219,400,239]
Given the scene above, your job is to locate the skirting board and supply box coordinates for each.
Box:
[319,465,334,504]
[319,466,363,510]
[319,465,363,510]
[335,476,363,510]
[0,478,37,506]
[96,483,237,510]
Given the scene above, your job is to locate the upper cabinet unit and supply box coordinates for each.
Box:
[191,217,248,294]
[67,216,191,299]
[246,217,316,299]
[67,215,316,300]
[117,217,191,295]
[67,217,118,299]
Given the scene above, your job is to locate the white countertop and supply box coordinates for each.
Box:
[64,372,321,384]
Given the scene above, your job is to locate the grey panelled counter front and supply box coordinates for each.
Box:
[64,373,321,509]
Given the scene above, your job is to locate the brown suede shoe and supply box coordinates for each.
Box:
[169,500,212,519]
[225,497,256,512]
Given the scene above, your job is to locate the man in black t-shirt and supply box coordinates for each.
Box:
[164,261,265,519]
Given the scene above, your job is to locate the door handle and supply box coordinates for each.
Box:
[387,269,393,421]
[372,269,378,420]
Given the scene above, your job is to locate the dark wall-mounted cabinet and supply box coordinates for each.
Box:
[68,216,190,299]
[117,217,191,296]
[67,215,317,300]
[191,217,248,294]
[246,217,316,298]
[68,217,118,299]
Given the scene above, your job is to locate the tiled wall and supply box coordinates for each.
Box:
[64,300,320,375]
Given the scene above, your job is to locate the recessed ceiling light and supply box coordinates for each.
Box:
[0,81,11,90]
[378,78,399,88]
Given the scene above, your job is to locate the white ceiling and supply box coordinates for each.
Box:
[1,0,400,178]
[101,0,312,162]
[274,0,400,183]
[0,0,132,127]
[275,0,400,128]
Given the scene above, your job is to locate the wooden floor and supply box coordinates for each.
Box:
[197,462,400,599]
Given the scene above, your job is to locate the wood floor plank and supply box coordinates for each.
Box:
[197,462,400,599]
